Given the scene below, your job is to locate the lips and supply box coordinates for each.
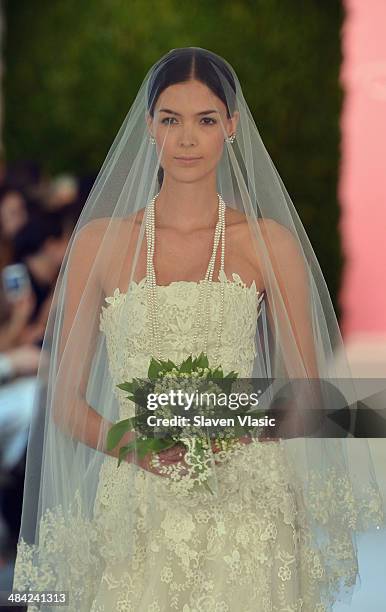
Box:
[175,157,202,160]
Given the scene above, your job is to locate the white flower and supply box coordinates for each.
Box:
[224,549,241,572]
[160,566,173,583]
[160,511,195,543]
[278,565,291,581]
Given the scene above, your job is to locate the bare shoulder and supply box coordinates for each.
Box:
[76,210,143,246]
[225,206,249,229]
[258,217,293,237]
[228,212,300,282]
[75,217,111,245]
[225,207,289,238]
[256,218,299,252]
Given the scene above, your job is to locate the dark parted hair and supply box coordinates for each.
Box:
[12,209,69,262]
[146,48,237,187]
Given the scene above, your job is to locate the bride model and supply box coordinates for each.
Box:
[12,48,384,611]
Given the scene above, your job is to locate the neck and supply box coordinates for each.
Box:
[154,174,220,230]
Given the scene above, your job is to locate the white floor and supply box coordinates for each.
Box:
[334,337,386,610]
[334,529,386,610]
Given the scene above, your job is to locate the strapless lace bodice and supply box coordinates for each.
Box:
[99,270,265,420]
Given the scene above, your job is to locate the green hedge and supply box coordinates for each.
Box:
[3,0,344,315]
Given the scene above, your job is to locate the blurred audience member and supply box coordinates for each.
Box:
[0,188,31,240]
[0,187,35,270]
[11,209,73,345]
[0,284,36,352]
[0,346,41,383]
[0,159,82,349]
[46,173,79,210]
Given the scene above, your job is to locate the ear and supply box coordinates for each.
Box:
[230,110,240,135]
[145,111,154,138]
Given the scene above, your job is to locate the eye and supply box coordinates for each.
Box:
[161,117,177,125]
[201,117,217,125]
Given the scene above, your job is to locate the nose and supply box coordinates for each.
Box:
[179,124,197,147]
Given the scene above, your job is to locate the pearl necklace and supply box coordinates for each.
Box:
[145,192,226,366]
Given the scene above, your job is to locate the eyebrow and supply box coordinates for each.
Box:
[158,108,219,116]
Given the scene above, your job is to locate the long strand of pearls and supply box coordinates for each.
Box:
[191,196,225,362]
[145,192,226,367]
[145,197,160,358]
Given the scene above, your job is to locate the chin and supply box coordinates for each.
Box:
[166,169,205,181]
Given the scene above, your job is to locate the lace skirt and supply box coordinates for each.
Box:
[88,440,334,612]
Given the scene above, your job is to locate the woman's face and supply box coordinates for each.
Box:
[147,79,238,183]
[0,191,28,238]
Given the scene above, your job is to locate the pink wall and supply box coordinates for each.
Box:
[339,0,386,339]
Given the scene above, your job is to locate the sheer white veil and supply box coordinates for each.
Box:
[12,47,384,610]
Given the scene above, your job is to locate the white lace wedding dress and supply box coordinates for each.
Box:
[90,271,331,612]
[14,271,359,611]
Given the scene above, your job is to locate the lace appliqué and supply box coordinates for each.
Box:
[13,278,384,612]
[99,273,264,419]
[13,439,384,612]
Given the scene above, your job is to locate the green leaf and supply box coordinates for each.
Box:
[180,355,193,373]
[117,377,145,393]
[193,352,209,369]
[117,445,130,467]
[162,358,176,372]
[136,440,155,459]
[126,436,175,460]
[116,381,135,393]
[148,358,165,380]
[211,367,224,379]
[106,417,135,450]
[224,370,238,379]
[148,437,176,452]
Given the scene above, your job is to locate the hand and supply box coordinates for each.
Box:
[157,442,187,463]
[210,436,252,454]
[128,442,190,478]
[10,290,36,326]
[5,345,41,376]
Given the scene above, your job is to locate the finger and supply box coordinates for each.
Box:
[160,448,185,460]
[159,447,179,457]
[154,460,188,478]
[158,451,179,462]
[161,456,183,465]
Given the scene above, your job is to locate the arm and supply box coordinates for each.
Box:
[259,218,319,378]
[259,220,323,437]
[18,287,55,345]
[0,289,36,350]
[52,218,135,461]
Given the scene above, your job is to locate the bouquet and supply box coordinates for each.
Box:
[106,352,266,493]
